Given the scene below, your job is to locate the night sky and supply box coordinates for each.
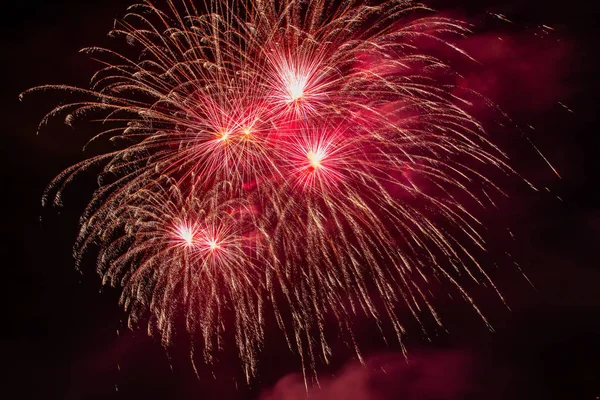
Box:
[2,0,599,399]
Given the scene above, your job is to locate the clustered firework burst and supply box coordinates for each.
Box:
[25,0,536,382]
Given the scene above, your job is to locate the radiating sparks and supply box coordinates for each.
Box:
[306,150,323,170]
[286,73,307,103]
[208,239,219,250]
[25,0,547,384]
[176,223,196,247]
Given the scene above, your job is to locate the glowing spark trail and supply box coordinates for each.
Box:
[24,0,545,383]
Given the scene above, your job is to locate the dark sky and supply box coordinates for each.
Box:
[2,0,599,399]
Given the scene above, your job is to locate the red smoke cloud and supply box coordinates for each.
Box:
[260,350,476,400]
[457,28,572,113]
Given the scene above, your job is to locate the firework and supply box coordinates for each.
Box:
[25,0,537,383]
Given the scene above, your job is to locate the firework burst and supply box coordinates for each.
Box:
[25,0,541,383]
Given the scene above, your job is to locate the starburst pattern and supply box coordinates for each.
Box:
[24,0,538,382]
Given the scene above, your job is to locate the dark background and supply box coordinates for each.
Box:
[2,0,599,398]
